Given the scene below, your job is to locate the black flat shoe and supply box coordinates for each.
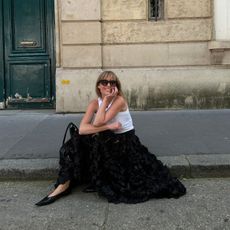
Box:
[82,184,97,193]
[35,186,71,206]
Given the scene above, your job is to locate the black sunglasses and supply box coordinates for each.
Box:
[99,80,117,87]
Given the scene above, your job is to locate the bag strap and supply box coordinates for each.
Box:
[62,122,78,145]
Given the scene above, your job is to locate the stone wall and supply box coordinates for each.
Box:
[55,0,230,112]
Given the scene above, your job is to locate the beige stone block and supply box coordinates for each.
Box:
[210,50,230,65]
[62,22,101,44]
[209,41,230,50]
[102,0,147,20]
[103,43,210,67]
[103,19,212,43]
[209,41,230,65]
[168,43,211,66]
[222,51,230,65]
[61,0,100,21]
[103,44,168,67]
[167,0,211,18]
[62,46,101,68]
[56,68,101,112]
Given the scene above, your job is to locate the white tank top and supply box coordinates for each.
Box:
[98,98,134,134]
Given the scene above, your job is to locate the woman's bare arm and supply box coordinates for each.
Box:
[93,95,126,127]
[79,99,121,135]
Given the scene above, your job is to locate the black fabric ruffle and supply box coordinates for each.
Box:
[57,129,186,204]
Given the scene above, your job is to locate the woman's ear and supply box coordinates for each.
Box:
[97,84,102,94]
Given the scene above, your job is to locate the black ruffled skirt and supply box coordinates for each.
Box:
[57,128,186,204]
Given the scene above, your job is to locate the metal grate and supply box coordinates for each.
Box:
[149,0,164,21]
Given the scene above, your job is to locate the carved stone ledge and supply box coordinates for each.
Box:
[209,41,230,65]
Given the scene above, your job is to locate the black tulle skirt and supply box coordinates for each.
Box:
[57,128,186,204]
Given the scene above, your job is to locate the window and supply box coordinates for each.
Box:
[149,0,164,21]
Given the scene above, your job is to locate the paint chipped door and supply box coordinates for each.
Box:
[3,0,55,109]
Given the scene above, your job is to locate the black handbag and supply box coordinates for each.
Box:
[61,122,78,146]
[58,122,81,183]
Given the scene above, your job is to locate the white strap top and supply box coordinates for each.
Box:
[98,98,134,134]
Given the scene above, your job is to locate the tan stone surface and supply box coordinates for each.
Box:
[56,67,230,112]
[209,41,230,65]
[102,0,147,20]
[62,22,101,44]
[222,51,230,65]
[62,46,101,68]
[209,41,230,50]
[103,43,210,67]
[61,0,100,21]
[115,67,230,109]
[168,43,211,66]
[56,69,101,112]
[210,50,230,65]
[103,19,212,43]
[167,0,211,18]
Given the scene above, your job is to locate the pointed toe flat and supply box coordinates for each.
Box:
[35,187,71,206]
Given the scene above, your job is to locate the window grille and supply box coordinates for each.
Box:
[149,0,164,21]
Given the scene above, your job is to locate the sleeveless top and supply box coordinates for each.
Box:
[97,98,134,134]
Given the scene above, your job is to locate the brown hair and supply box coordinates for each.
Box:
[95,71,123,97]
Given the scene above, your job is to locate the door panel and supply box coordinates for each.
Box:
[12,0,46,54]
[3,0,55,109]
[7,60,50,100]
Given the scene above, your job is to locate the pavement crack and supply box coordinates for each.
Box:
[100,203,109,230]
[184,155,192,178]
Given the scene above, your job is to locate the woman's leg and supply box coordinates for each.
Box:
[35,179,72,206]
[35,132,95,206]
[48,180,70,197]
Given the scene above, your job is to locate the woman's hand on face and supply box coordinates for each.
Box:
[108,121,122,131]
[104,87,118,102]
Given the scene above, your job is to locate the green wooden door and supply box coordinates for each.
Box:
[2,0,55,109]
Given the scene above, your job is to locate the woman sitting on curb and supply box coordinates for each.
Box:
[35,70,186,206]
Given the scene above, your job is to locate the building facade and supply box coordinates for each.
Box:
[0,0,230,111]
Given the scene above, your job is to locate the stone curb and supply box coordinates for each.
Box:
[0,159,59,180]
[159,154,230,178]
[0,154,230,180]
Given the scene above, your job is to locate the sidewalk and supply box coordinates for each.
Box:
[1,178,230,230]
[0,109,230,179]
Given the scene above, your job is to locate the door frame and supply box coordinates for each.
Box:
[0,0,5,108]
[48,0,56,106]
[0,0,56,109]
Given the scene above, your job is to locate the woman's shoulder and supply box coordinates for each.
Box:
[115,95,126,104]
[114,95,128,111]
[89,98,99,104]
[87,99,99,112]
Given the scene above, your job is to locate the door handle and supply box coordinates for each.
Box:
[20,41,37,47]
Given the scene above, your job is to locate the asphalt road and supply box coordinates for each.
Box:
[1,109,230,159]
[0,178,229,230]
